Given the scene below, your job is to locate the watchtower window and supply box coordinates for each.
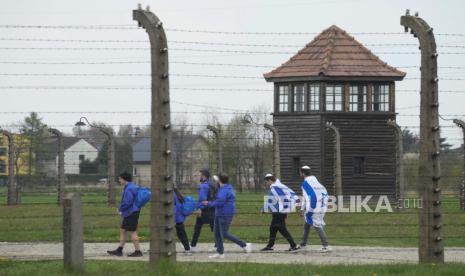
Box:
[349,85,367,112]
[373,84,390,111]
[353,157,365,176]
[325,85,343,111]
[278,85,290,112]
[0,160,6,174]
[293,84,305,112]
[308,84,320,111]
[293,157,301,176]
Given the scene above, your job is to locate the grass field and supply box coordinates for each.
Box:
[1,260,465,276]
[1,188,465,247]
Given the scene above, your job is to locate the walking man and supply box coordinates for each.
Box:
[299,166,331,252]
[190,169,216,252]
[261,174,300,251]
[202,174,252,258]
[107,172,143,257]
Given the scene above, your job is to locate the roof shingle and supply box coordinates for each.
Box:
[264,25,406,81]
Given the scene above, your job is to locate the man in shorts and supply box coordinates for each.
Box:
[107,172,142,257]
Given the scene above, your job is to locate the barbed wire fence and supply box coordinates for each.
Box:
[0,18,464,263]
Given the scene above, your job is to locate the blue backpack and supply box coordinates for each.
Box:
[180,196,197,216]
[135,186,151,208]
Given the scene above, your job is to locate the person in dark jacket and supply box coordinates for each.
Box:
[190,169,216,251]
[201,174,252,259]
[174,188,192,255]
[107,172,142,257]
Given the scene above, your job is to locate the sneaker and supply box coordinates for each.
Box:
[127,250,143,257]
[107,248,123,257]
[208,253,225,259]
[184,250,193,256]
[288,246,301,252]
[208,247,217,253]
[243,243,252,254]
[320,246,332,253]
[260,247,274,251]
[190,246,197,252]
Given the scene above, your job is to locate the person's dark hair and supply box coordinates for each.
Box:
[200,168,210,179]
[264,174,276,182]
[300,166,312,177]
[218,174,229,184]
[174,187,185,204]
[119,172,132,182]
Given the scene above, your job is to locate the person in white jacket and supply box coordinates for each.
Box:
[261,174,300,251]
[299,166,331,252]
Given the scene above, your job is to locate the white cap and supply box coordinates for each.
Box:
[301,165,311,170]
[264,173,275,180]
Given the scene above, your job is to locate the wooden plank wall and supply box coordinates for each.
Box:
[324,113,396,198]
[273,114,322,190]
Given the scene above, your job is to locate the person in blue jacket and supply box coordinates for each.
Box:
[107,172,142,257]
[191,169,216,251]
[174,188,192,255]
[201,174,252,259]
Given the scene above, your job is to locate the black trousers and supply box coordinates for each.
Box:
[266,213,297,248]
[175,223,190,251]
[190,208,214,247]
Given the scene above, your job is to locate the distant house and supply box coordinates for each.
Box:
[0,134,32,176]
[133,133,210,187]
[42,137,99,175]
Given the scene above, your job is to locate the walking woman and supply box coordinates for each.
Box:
[174,188,192,255]
[202,174,252,259]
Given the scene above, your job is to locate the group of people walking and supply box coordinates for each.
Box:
[107,166,330,258]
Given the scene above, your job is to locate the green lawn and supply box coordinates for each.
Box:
[1,189,465,247]
[1,260,465,276]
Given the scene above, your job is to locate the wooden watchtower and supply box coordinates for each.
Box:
[264,25,406,197]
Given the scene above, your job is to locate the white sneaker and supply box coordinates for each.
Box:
[320,246,332,253]
[190,246,197,252]
[208,253,225,259]
[243,243,252,254]
[184,250,193,256]
[208,247,217,253]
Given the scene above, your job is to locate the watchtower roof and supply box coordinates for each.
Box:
[264,25,406,81]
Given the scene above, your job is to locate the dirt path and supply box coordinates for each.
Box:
[1,242,464,264]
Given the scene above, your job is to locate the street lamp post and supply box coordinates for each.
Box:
[75,117,116,206]
[243,114,281,180]
[49,128,65,205]
[207,125,223,174]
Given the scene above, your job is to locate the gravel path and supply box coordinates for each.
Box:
[1,242,464,264]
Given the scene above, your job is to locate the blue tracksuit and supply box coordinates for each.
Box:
[207,183,236,216]
[198,179,213,210]
[208,183,246,254]
[174,193,187,224]
[118,182,140,218]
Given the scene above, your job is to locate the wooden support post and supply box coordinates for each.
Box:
[63,193,84,271]
[0,130,16,205]
[367,84,373,112]
[264,123,281,179]
[133,6,176,266]
[49,128,65,205]
[453,119,465,211]
[401,11,444,263]
[207,125,223,174]
[102,130,116,206]
[387,119,405,206]
[325,122,342,197]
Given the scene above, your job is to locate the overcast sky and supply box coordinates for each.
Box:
[0,0,464,146]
